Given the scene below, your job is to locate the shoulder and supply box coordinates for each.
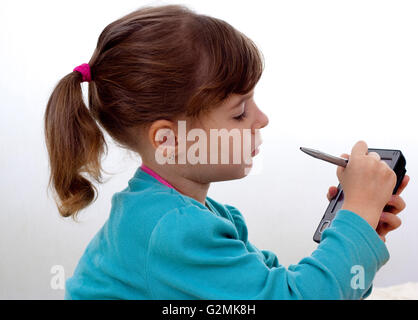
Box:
[149,204,240,249]
[110,184,189,225]
[155,204,238,233]
[103,185,200,258]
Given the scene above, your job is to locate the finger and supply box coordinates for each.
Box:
[337,153,350,181]
[376,221,387,242]
[376,221,387,238]
[383,195,406,214]
[395,174,410,196]
[351,140,368,157]
[327,186,338,201]
[368,151,381,161]
[376,221,390,242]
[379,212,402,232]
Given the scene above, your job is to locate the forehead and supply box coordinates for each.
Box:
[226,90,254,109]
[191,89,255,124]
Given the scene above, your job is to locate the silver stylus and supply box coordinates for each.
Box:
[300,147,348,167]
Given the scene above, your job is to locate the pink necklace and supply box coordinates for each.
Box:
[140,164,177,190]
[140,164,212,212]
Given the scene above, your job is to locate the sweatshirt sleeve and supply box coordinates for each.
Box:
[146,206,389,300]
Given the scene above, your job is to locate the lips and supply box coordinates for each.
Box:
[252,133,262,156]
[251,144,261,156]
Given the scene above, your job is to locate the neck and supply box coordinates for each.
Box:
[141,161,210,205]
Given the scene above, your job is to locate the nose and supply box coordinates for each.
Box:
[261,111,269,128]
[255,108,269,130]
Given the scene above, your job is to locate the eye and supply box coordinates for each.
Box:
[233,111,247,121]
[233,106,247,121]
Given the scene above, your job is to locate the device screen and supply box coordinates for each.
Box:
[382,158,392,166]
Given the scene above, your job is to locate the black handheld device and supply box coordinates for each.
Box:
[313,148,407,243]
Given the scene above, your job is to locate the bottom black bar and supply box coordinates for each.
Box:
[1,300,416,318]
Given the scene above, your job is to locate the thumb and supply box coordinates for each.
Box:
[337,153,350,182]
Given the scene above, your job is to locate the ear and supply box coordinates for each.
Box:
[148,120,178,157]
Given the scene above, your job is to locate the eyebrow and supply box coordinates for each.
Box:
[230,91,254,110]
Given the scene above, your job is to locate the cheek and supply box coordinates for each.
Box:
[186,116,253,165]
[224,129,253,165]
[241,130,253,161]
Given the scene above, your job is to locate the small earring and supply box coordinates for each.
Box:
[168,151,175,161]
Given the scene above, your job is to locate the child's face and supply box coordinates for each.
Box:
[144,89,269,183]
[179,89,269,182]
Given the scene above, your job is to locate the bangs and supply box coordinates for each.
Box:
[185,14,265,117]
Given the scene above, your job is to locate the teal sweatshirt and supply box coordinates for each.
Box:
[65,165,389,300]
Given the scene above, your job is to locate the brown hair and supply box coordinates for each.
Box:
[44,4,264,219]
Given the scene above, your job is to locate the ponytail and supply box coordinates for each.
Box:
[44,70,107,220]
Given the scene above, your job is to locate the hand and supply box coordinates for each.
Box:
[376,174,409,242]
[336,142,398,229]
[327,174,410,242]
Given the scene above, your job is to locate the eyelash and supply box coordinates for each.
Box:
[233,107,247,121]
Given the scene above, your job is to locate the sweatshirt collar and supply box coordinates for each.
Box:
[133,164,217,214]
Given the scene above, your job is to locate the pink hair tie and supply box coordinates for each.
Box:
[73,63,91,82]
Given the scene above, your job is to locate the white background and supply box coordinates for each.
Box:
[0,0,416,299]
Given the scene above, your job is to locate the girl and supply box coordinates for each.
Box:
[44,4,409,299]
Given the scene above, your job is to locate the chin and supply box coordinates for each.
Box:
[209,163,253,182]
